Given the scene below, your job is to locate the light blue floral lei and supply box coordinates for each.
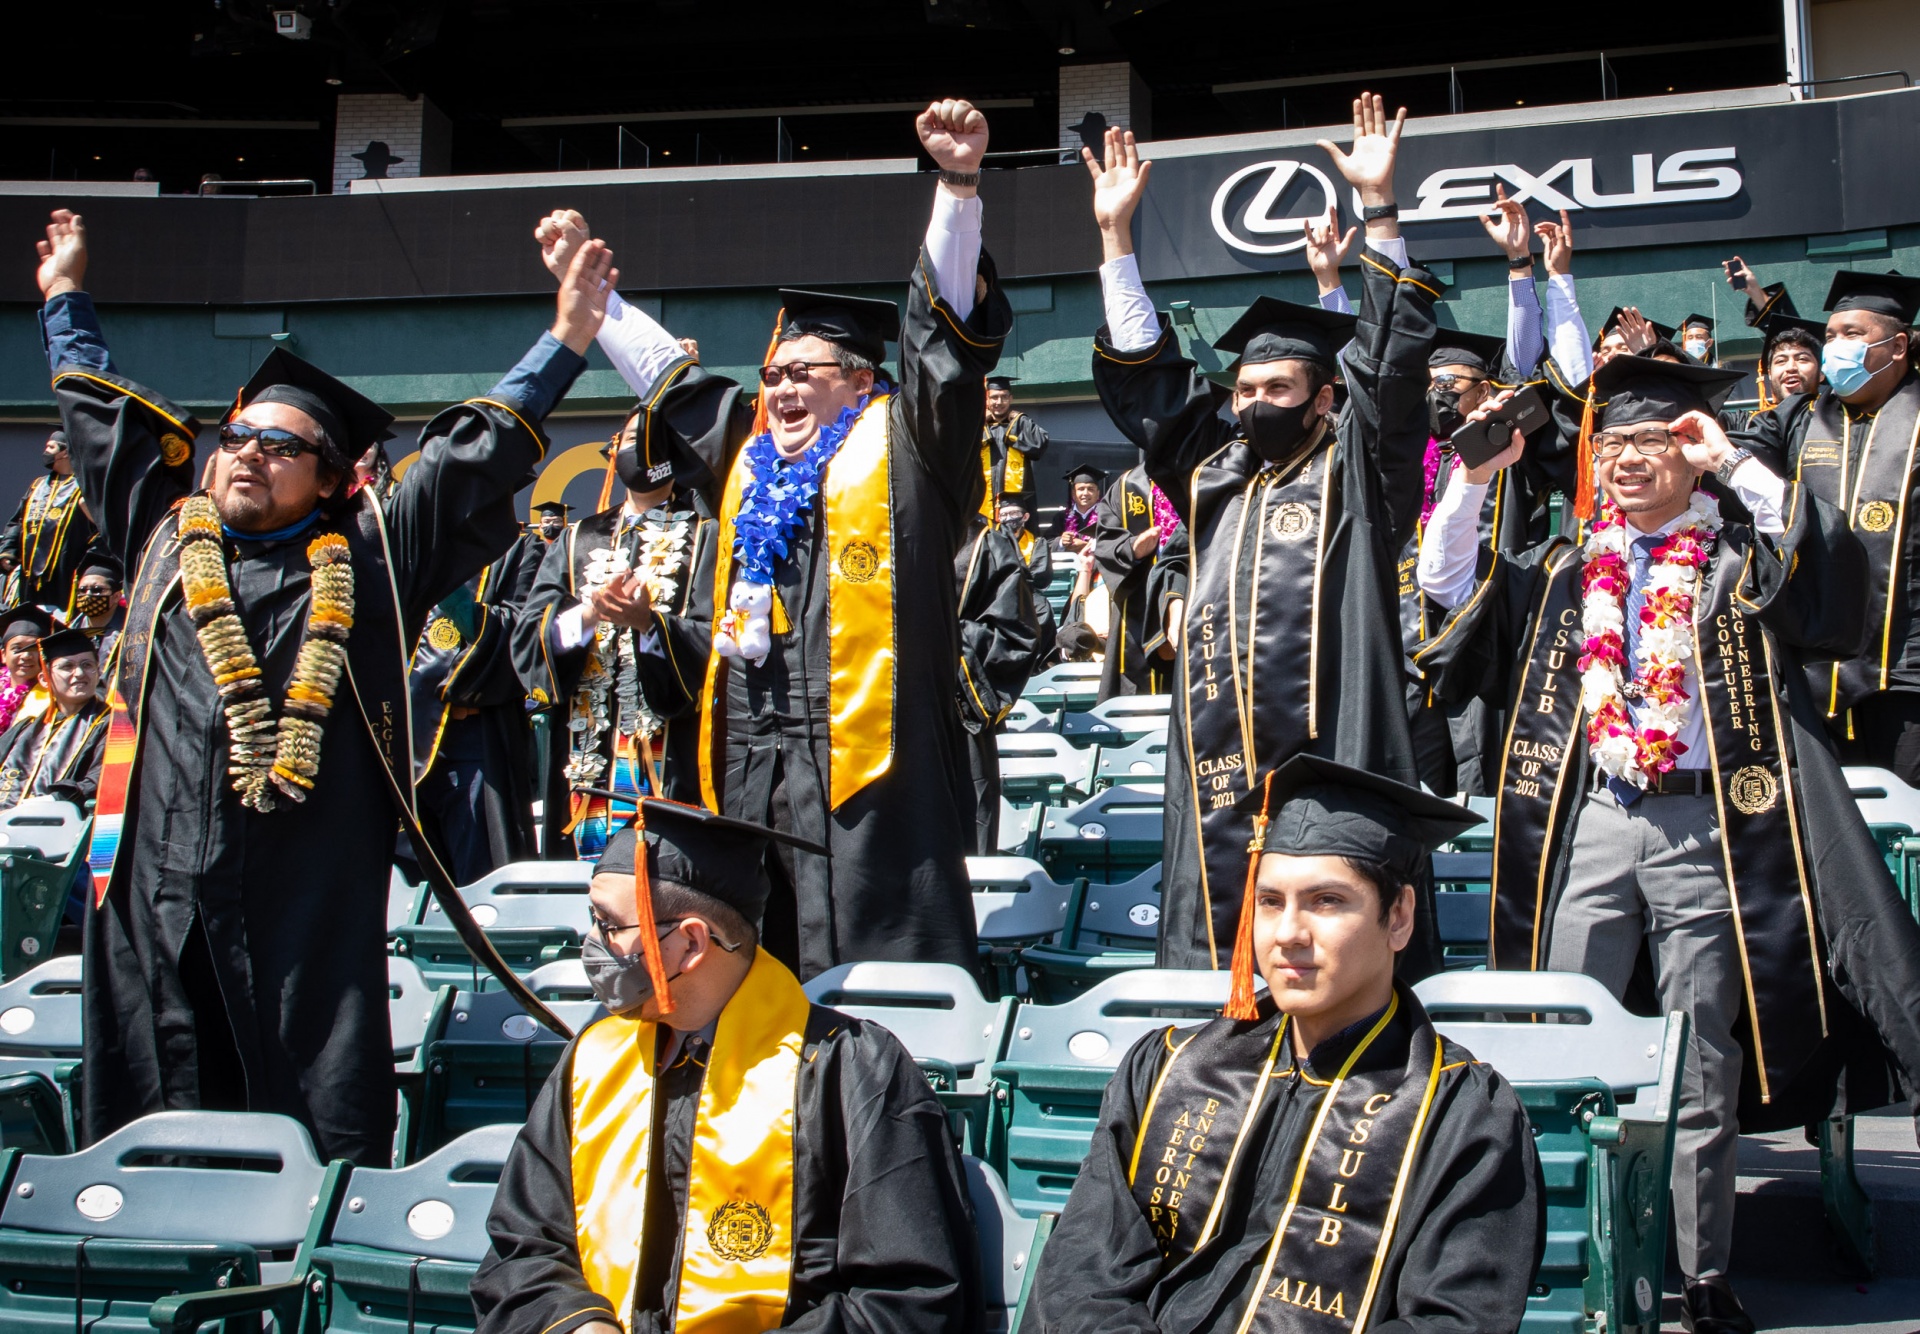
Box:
[732,388,882,584]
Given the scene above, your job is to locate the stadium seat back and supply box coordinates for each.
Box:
[1026,662,1103,714]
[1059,710,1126,747]
[1429,882,1490,970]
[526,957,596,1001]
[0,1070,67,1156]
[387,956,438,1063]
[997,732,1096,806]
[970,856,1073,945]
[1019,865,1164,1002]
[997,800,1043,856]
[0,809,87,983]
[1038,786,1164,884]
[1085,694,1170,744]
[387,866,423,932]
[393,865,595,990]
[1093,729,1168,791]
[0,955,82,1058]
[1002,698,1057,734]
[1844,765,1920,829]
[963,1156,1039,1333]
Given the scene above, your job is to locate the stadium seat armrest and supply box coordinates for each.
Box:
[148,1277,311,1331]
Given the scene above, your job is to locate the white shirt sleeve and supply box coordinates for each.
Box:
[550,603,593,653]
[1099,253,1160,354]
[1365,234,1410,270]
[1507,277,1546,379]
[1729,456,1788,536]
[1416,471,1491,609]
[1319,287,1353,316]
[926,190,983,322]
[1545,274,1593,385]
[596,290,688,401]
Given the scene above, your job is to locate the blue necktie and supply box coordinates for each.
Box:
[1606,534,1662,808]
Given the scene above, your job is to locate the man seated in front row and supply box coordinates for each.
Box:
[1022,755,1544,1334]
[473,798,981,1334]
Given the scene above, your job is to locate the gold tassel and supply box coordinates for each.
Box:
[629,803,676,1019]
[1573,383,1599,523]
[752,308,787,440]
[1224,771,1276,1022]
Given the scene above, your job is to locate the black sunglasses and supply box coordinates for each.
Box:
[758,361,843,387]
[218,422,323,460]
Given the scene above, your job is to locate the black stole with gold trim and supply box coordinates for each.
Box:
[1793,379,1920,713]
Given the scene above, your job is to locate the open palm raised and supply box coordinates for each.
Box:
[1083,127,1151,234]
[1316,92,1406,202]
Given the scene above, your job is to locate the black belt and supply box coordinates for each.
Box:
[1594,768,1709,797]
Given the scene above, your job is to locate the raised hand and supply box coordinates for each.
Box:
[1617,307,1657,354]
[678,337,700,364]
[1669,410,1734,474]
[1725,255,1759,295]
[1303,214,1357,295]
[552,238,618,356]
[1083,127,1151,261]
[1534,209,1574,277]
[35,209,88,300]
[1479,184,1530,262]
[587,571,654,633]
[1460,392,1527,483]
[534,209,590,282]
[917,99,989,184]
[1317,92,1406,207]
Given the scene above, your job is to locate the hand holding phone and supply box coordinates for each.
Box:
[1450,385,1547,472]
[1724,256,1750,292]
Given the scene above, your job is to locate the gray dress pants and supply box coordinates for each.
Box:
[1546,787,1744,1279]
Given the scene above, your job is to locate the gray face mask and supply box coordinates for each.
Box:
[581,930,676,1015]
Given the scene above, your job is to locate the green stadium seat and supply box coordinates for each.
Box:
[387,866,424,932]
[389,859,593,991]
[997,732,1097,808]
[1038,786,1164,884]
[806,962,1014,1154]
[1084,694,1170,745]
[988,969,1231,1216]
[0,956,83,1154]
[997,798,1043,856]
[386,956,439,1067]
[0,1110,341,1333]
[1092,730,1168,792]
[1017,865,1162,1002]
[963,1156,1041,1334]
[1415,970,1687,1334]
[971,856,1073,996]
[1002,697,1057,734]
[0,799,91,981]
[1059,710,1125,748]
[1026,662,1103,714]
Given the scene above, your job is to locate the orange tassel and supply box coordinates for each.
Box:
[629,804,676,1019]
[751,308,787,441]
[1572,383,1599,523]
[1224,771,1277,1021]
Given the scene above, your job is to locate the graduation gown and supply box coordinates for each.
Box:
[667,248,1012,978]
[514,500,719,847]
[1092,465,1170,701]
[1,472,97,619]
[980,411,1050,513]
[956,519,1047,853]
[1094,252,1438,969]
[57,314,570,1165]
[472,1000,981,1334]
[0,697,109,808]
[1020,985,1543,1334]
[1417,484,1920,1128]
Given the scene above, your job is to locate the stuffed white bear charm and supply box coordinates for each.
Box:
[715,580,773,666]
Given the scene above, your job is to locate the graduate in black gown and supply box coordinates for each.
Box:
[0,428,97,620]
[472,800,979,1334]
[70,553,125,689]
[1082,103,1438,970]
[956,512,1047,853]
[980,374,1050,516]
[35,206,613,1164]
[0,626,108,810]
[1091,462,1174,700]
[1022,755,1543,1334]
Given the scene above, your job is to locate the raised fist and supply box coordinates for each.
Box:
[36,210,87,300]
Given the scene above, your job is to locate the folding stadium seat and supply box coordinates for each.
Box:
[988,969,1231,1216]
[0,955,82,1154]
[0,1110,340,1332]
[806,962,1014,1154]
[1001,697,1057,734]
[0,798,90,981]
[996,797,1042,855]
[1016,864,1162,1003]
[1415,970,1687,1334]
[1428,850,1493,970]
[386,865,424,933]
[970,856,1073,996]
[1083,693,1170,745]
[389,859,594,991]
[386,955,439,1067]
[1025,661,1104,714]
[1059,708,1126,747]
[1038,786,1164,884]
[963,1155,1044,1334]
[997,731,1097,808]
[1092,729,1168,793]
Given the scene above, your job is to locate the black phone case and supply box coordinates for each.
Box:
[1450,387,1547,470]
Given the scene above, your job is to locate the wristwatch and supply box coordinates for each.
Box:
[1714,447,1754,485]
[1361,202,1398,221]
[938,169,980,188]
[1507,255,1535,271]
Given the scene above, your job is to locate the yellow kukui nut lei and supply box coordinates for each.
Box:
[176,496,355,812]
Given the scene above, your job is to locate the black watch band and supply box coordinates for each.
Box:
[938,169,980,188]
[1508,255,1536,272]
[1361,202,1398,221]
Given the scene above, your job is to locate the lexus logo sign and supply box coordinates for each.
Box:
[1209,148,1743,254]
[1210,160,1338,256]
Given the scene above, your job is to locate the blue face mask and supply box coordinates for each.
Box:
[1822,334,1901,397]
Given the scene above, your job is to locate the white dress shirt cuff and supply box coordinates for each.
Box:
[927,190,983,322]
[1416,471,1490,609]
[1729,457,1789,535]
[1100,253,1160,354]
[551,603,593,653]
[1366,235,1410,270]
[1319,287,1353,316]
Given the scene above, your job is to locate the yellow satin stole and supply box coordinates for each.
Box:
[570,951,810,1334]
[700,397,896,812]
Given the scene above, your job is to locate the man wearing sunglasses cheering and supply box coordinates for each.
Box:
[33,205,613,1165]
[528,99,1012,982]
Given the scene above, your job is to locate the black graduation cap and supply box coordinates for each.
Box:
[37,626,95,664]
[1214,296,1357,370]
[1679,313,1716,336]
[46,430,67,448]
[531,501,572,519]
[1824,270,1920,324]
[1590,355,1745,430]
[235,347,396,472]
[79,553,123,586]
[585,793,828,928]
[1063,463,1107,486]
[986,375,1019,390]
[776,289,900,367]
[1428,328,1509,376]
[0,607,55,646]
[1259,754,1481,883]
[1594,308,1677,348]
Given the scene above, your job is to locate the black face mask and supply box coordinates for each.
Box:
[74,590,112,619]
[1428,389,1466,441]
[1238,398,1321,466]
[539,522,564,541]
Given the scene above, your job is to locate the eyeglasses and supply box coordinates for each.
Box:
[1591,430,1675,460]
[589,912,742,953]
[219,422,322,460]
[1429,373,1485,393]
[758,361,843,387]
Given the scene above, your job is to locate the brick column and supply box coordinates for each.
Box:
[1058,62,1152,157]
[331,93,451,193]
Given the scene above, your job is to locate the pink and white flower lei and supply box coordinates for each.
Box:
[1577,492,1719,788]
